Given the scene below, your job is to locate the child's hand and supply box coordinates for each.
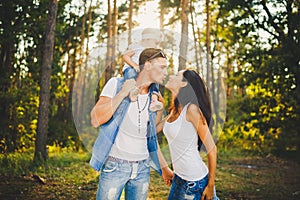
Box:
[120,79,137,97]
[133,64,140,73]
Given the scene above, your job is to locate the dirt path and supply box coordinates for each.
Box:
[215,153,300,200]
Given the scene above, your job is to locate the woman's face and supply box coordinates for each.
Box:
[165,70,187,94]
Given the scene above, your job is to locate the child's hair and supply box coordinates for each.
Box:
[141,28,163,42]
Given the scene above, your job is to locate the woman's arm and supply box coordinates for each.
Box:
[90,79,136,127]
[186,104,217,200]
[156,117,167,133]
[157,142,174,186]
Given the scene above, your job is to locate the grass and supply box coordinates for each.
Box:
[1,148,300,199]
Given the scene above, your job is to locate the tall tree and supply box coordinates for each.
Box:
[178,0,189,71]
[111,0,118,64]
[34,0,58,163]
[205,0,211,88]
[75,0,88,130]
[159,0,165,29]
[104,0,113,84]
[190,0,200,73]
[128,0,133,45]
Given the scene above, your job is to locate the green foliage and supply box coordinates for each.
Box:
[0,147,94,181]
[0,0,90,154]
[0,149,34,175]
[48,118,79,149]
[217,0,300,154]
[0,0,299,156]
[0,77,39,153]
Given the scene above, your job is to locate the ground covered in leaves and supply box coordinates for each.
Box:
[1,150,299,200]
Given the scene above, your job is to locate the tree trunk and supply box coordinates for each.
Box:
[34,0,58,164]
[206,0,211,88]
[76,0,87,128]
[69,23,79,123]
[159,1,165,30]
[104,0,113,84]
[128,0,133,45]
[178,0,189,71]
[80,0,93,125]
[189,1,200,73]
[197,27,203,73]
[111,0,117,72]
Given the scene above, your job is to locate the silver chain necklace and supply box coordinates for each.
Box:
[137,95,149,134]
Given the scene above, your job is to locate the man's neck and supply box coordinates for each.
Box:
[136,72,152,94]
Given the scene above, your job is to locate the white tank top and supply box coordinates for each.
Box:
[100,78,149,161]
[163,104,208,181]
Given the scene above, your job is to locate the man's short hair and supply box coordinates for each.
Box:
[139,48,166,71]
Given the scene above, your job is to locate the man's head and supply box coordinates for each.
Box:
[139,48,168,85]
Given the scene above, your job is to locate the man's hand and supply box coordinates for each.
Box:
[156,92,165,105]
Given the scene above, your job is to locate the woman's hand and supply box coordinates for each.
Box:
[201,184,214,200]
[162,166,174,186]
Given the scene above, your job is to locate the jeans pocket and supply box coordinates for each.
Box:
[186,181,202,195]
[102,160,117,173]
[143,161,150,168]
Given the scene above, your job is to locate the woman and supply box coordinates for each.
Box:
[157,69,219,200]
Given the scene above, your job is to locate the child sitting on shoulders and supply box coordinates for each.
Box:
[122,28,164,112]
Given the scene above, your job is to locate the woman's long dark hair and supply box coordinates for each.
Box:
[169,70,213,151]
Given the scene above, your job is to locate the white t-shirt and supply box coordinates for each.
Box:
[122,43,145,72]
[163,104,208,181]
[100,77,150,161]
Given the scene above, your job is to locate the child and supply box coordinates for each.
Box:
[122,28,164,112]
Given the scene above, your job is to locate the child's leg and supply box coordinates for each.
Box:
[123,66,138,80]
[149,83,160,94]
[149,83,163,112]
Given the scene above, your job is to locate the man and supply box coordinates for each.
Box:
[90,48,171,200]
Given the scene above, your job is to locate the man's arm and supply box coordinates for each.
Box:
[91,79,136,127]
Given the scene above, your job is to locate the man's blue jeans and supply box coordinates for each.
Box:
[168,174,219,200]
[96,157,150,200]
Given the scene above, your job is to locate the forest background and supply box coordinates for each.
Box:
[0,0,299,199]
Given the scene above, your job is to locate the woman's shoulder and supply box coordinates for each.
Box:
[186,103,199,113]
[186,103,202,120]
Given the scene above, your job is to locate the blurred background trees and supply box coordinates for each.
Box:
[0,0,299,160]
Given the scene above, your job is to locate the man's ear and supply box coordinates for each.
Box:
[144,61,151,71]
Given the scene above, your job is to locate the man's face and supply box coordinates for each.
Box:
[147,57,168,84]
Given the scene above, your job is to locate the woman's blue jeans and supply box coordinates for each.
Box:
[168,174,219,200]
[96,157,150,200]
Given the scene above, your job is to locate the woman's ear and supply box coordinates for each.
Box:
[181,81,188,88]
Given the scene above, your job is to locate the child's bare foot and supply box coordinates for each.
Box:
[133,65,140,73]
[129,87,139,102]
[149,99,163,112]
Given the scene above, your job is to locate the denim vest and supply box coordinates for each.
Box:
[89,77,162,175]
